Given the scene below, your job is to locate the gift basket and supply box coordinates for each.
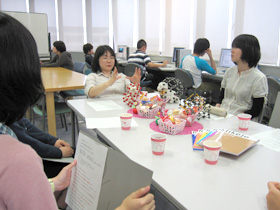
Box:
[149,95,169,116]
[135,94,168,118]
[158,115,186,135]
[136,103,161,118]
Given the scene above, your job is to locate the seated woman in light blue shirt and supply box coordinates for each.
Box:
[85,45,141,98]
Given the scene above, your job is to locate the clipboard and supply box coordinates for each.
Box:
[66,131,153,210]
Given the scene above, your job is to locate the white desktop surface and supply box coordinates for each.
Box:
[202,71,224,81]
[159,63,177,71]
[67,96,279,210]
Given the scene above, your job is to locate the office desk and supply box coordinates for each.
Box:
[68,96,279,210]
[202,71,224,82]
[41,67,87,136]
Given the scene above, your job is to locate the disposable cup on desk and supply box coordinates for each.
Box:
[237,113,252,131]
[151,133,167,155]
[203,140,222,165]
[120,113,133,130]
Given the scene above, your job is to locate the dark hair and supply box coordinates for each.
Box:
[92,45,118,73]
[0,12,44,126]
[193,38,210,54]
[53,41,66,53]
[137,39,147,49]
[83,43,93,54]
[232,34,261,68]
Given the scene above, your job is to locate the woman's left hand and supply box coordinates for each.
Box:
[126,67,141,85]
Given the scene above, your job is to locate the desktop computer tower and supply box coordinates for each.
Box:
[175,49,192,67]
[117,45,129,60]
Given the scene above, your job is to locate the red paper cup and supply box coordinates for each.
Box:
[151,133,167,155]
[237,113,252,131]
[203,140,222,165]
[120,113,132,130]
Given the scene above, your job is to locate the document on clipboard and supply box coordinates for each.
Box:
[66,132,153,210]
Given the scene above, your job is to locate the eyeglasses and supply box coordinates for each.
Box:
[100,56,115,61]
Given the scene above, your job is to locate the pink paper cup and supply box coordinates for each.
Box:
[120,113,132,130]
[203,140,222,165]
[151,133,167,155]
[237,113,252,131]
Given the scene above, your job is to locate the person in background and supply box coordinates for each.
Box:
[266,181,280,210]
[10,117,74,178]
[85,45,141,98]
[83,43,94,67]
[216,34,268,118]
[41,40,74,70]
[128,39,168,82]
[180,38,217,90]
[0,12,155,210]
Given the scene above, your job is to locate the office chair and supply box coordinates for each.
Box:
[124,63,152,90]
[259,75,280,124]
[85,62,92,70]
[73,62,87,74]
[60,62,88,99]
[174,68,194,98]
[32,95,71,131]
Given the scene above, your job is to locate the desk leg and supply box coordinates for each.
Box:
[45,92,57,137]
[71,110,76,147]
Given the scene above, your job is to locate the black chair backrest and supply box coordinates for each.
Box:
[124,63,145,77]
[267,76,280,107]
[174,68,194,89]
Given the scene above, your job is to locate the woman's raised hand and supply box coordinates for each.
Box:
[108,67,122,86]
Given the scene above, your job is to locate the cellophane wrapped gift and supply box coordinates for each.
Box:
[158,118,186,135]
[136,105,161,118]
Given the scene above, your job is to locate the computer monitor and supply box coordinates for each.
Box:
[219,48,235,68]
[116,45,129,60]
[175,49,192,67]
[172,47,185,63]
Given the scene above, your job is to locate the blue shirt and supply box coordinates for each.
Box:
[180,55,216,88]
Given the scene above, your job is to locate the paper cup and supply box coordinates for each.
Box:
[120,113,132,130]
[151,133,167,155]
[237,113,252,131]
[203,140,222,165]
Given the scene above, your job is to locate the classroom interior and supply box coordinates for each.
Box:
[1,0,280,210]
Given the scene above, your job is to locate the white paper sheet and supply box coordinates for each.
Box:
[253,129,280,152]
[66,132,108,210]
[87,100,124,111]
[86,117,138,129]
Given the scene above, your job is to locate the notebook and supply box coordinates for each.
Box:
[196,129,259,156]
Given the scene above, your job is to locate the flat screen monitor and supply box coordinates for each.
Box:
[219,48,235,68]
[172,47,185,63]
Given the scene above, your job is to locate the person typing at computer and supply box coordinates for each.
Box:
[127,39,168,82]
[216,34,268,118]
[180,38,217,91]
